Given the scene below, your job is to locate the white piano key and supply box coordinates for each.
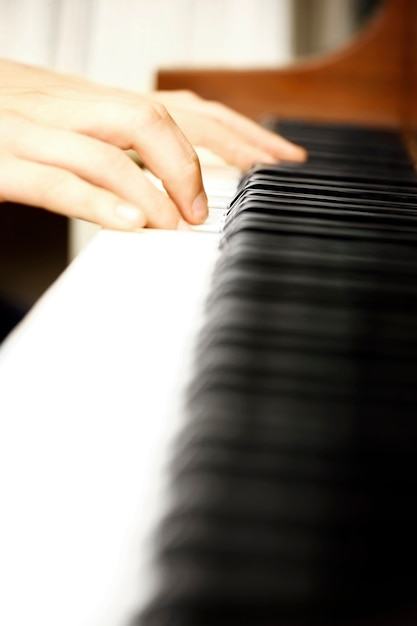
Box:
[0,165,239,626]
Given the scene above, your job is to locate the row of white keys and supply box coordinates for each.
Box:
[0,161,240,626]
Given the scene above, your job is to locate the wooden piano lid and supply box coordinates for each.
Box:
[157,0,417,131]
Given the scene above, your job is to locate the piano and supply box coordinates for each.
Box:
[1,1,417,624]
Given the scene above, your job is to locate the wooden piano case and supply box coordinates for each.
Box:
[157,0,417,149]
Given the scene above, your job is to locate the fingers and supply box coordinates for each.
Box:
[0,92,209,226]
[201,100,308,163]
[78,100,208,225]
[0,153,145,229]
[15,93,208,225]
[152,109,281,171]
[0,77,306,230]
[0,111,189,229]
[151,90,308,167]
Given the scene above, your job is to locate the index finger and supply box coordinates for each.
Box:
[74,99,209,225]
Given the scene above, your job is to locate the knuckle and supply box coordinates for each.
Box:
[137,101,170,126]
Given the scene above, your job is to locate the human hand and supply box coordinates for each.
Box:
[147,89,307,170]
[0,61,208,230]
[0,59,306,230]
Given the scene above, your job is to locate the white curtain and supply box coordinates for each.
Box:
[0,0,293,90]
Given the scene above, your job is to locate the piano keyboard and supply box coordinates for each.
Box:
[133,122,417,626]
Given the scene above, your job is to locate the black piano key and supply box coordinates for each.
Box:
[240,164,417,190]
[230,181,417,209]
[133,122,417,626]
[222,212,417,246]
[225,195,417,228]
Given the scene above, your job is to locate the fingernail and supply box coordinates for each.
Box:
[115,204,145,227]
[191,191,208,222]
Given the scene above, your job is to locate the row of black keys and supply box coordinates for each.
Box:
[133,123,417,626]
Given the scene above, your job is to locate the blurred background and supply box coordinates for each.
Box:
[0,0,381,341]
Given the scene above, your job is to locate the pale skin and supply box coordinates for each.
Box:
[0,58,307,230]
